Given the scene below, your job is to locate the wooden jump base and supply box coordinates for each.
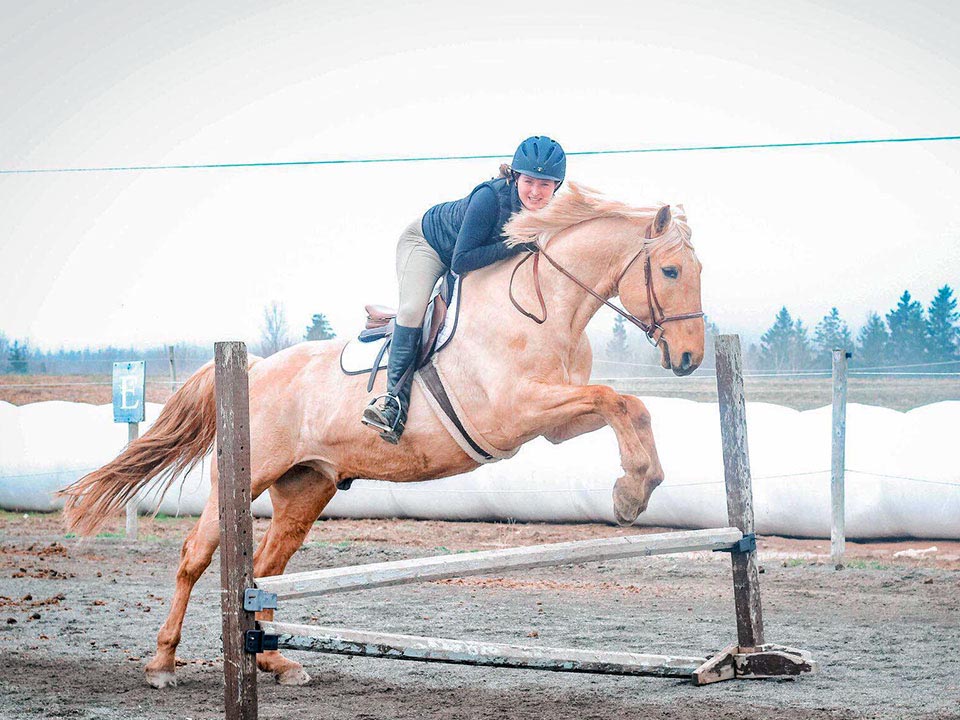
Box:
[214,336,816,720]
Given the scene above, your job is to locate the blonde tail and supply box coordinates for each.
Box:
[59,355,259,536]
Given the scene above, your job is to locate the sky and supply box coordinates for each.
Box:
[1,0,959,350]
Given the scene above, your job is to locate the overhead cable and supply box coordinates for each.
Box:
[2,134,958,175]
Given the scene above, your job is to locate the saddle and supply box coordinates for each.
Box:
[343,271,460,391]
[339,270,515,467]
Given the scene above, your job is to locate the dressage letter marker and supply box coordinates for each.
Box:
[112,361,145,539]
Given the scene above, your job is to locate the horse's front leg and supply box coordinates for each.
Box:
[521,384,663,526]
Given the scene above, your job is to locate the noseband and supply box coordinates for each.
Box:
[508,240,704,347]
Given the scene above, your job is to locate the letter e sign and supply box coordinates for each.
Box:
[112,361,146,423]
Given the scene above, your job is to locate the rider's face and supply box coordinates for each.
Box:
[517,174,558,211]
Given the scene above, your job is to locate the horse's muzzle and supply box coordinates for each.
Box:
[673,351,698,376]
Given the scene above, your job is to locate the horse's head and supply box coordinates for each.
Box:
[617,205,704,376]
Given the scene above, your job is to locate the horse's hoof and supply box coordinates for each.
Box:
[276,666,311,686]
[145,669,178,689]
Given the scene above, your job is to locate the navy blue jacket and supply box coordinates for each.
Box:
[421,178,525,275]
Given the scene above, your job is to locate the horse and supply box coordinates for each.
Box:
[59,182,705,688]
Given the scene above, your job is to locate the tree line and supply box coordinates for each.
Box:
[5,287,957,375]
[601,285,958,374]
[0,303,338,374]
[749,286,958,372]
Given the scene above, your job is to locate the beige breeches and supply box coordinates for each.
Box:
[395,217,447,327]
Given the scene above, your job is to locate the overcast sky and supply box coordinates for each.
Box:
[1,0,958,350]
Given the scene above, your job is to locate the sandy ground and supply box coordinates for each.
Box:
[1,512,958,720]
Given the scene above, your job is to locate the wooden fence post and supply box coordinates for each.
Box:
[168,345,178,397]
[831,349,850,570]
[714,335,764,650]
[125,423,139,540]
[215,342,257,720]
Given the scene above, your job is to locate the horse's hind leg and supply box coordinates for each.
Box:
[144,452,293,688]
[252,465,337,685]
[144,490,221,688]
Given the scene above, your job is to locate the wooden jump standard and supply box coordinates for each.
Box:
[214,336,815,720]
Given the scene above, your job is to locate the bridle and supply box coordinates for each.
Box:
[508,236,704,347]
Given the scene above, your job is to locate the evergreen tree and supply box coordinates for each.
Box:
[8,340,29,374]
[886,291,926,363]
[925,285,959,363]
[702,315,721,371]
[759,307,795,371]
[856,312,889,367]
[813,308,853,368]
[744,342,762,372]
[606,314,630,364]
[304,313,336,341]
[792,319,814,370]
[704,315,720,339]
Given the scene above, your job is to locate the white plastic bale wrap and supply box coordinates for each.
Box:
[0,398,957,539]
[0,400,272,517]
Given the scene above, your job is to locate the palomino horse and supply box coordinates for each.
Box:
[60,182,704,688]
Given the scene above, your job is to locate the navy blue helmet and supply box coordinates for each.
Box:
[512,136,566,184]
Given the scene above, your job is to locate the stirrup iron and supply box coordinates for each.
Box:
[361,393,402,433]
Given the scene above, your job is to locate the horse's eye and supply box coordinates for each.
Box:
[662,267,679,280]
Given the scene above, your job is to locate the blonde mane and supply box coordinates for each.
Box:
[503,181,693,255]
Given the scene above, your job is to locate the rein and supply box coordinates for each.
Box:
[508,239,704,347]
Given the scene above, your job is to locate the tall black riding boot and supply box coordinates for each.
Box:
[361,324,421,444]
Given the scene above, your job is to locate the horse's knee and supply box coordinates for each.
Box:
[624,396,651,427]
[176,535,217,581]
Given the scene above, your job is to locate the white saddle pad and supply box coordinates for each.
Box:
[340,335,391,375]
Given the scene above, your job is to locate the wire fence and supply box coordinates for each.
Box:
[3,133,959,175]
[592,371,960,381]
[592,357,960,377]
[0,466,955,490]
[0,380,184,388]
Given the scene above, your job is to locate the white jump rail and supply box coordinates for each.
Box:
[255,527,744,600]
[260,621,708,677]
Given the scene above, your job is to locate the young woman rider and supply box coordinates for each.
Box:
[361,135,566,443]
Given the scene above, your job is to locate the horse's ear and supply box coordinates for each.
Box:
[652,205,672,237]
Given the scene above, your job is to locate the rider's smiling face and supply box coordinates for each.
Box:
[517,174,558,211]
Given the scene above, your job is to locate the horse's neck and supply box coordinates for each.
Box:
[530,219,634,338]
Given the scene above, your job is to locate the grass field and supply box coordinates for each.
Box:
[588,373,957,411]
[0,375,174,406]
[1,372,957,411]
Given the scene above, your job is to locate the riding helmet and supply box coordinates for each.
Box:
[512,136,566,184]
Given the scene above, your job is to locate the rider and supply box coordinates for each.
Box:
[361,135,567,444]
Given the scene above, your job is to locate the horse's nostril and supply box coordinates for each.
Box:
[681,352,692,369]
